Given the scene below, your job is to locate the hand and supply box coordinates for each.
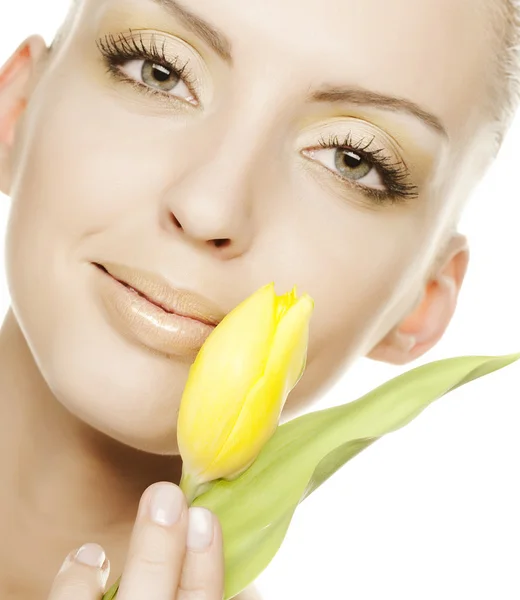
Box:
[47,482,225,600]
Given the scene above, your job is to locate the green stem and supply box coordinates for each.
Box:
[102,576,121,600]
[180,470,206,505]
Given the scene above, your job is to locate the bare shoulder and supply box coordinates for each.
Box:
[235,585,264,600]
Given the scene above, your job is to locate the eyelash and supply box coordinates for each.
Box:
[96,32,417,206]
[316,132,419,205]
[96,30,198,103]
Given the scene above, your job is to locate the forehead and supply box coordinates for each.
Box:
[89,0,494,136]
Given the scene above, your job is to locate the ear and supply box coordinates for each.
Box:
[0,35,48,195]
[368,233,470,365]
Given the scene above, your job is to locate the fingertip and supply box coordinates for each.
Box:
[74,543,106,569]
[187,506,215,551]
[144,480,183,495]
[179,508,225,598]
[139,481,187,527]
[141,481,184,506]
[54,544,111,593]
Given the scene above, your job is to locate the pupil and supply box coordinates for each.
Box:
[342,151,362,168]
[334,147,371,181]
[152,64,171,82]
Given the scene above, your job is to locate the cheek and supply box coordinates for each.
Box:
[270,196,430,410]
[285,196,423,336]
[11,94,167,237]
[3,88,196,454]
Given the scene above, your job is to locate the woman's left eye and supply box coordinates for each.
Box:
[119,59,197,105]
[304,146,385,190]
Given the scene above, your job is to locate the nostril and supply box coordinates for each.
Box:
[171,214,183,230]
[212,239,231,249]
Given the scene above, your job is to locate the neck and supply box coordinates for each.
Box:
[0,308,182,597]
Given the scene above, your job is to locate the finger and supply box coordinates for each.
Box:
[48,543,110,600]
[117,482,188,600]
[178,507,225,600]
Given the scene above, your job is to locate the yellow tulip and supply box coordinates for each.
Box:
[178,283,314,503]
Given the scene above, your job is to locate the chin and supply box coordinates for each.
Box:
[54,361,187,455]
[55,336,191,454]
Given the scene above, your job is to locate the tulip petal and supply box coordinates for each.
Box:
[177,283,278,478]
[198,364,285,481]
[267,293,314,394]
[274,287,297,323]
[195,294,314,482]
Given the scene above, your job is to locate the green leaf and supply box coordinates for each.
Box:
[191,353,520,599]
[102,577,120,600]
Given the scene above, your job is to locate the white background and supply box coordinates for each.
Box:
[1,3,520,598]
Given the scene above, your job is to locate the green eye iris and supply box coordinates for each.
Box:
[141,61,180,92]
[334,149,372,180]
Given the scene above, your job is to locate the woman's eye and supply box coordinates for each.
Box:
[305,146,385,190]
[120,59,197,105]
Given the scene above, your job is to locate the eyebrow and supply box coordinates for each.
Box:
[312,87,448,137]
[149,0,233,63]
[144,0,446,137]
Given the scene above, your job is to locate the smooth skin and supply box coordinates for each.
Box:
[0,0,506,597]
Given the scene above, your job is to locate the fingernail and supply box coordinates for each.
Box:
[187,507,214,551]
[149,483,184,526]
[74,543,106,568]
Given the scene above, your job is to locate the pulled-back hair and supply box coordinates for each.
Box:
[489,0,520,149]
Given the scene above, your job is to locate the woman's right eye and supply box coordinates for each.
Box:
[116,58,198,106]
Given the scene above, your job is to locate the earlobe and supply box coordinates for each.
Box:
[368,234,470,365]
[0,35,47,195]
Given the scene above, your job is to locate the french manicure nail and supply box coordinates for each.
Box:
[74,543,106,568]
[187,507,214,551]
[149,484,183,526]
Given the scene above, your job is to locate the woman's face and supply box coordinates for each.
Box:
[1,0,495,453]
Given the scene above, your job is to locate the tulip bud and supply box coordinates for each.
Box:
[178,283,314,503]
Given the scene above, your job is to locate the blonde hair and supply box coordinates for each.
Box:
[490,0,520,150]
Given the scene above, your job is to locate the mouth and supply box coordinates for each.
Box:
[92,262,224,327]
[90,260,227,357]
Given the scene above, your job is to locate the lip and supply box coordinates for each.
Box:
[91,261,227,358]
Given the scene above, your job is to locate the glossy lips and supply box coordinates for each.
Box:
[92,261,226,358]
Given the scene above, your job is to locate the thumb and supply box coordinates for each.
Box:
[48,544,110,600]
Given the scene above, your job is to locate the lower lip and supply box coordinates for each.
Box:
[92,265,215,358]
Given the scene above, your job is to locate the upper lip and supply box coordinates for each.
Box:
[93,261,227,327]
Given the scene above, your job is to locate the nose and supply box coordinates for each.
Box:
[159,135,258,260]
